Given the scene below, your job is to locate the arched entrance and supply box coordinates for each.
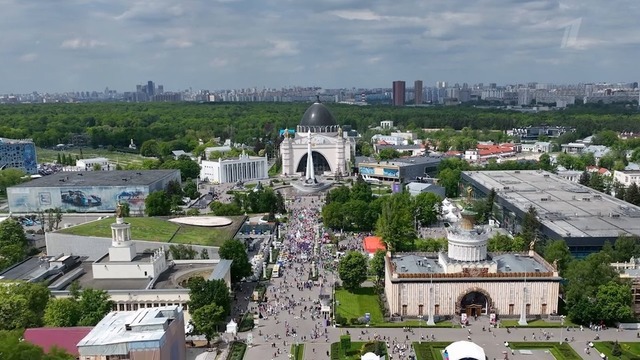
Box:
[296,151,332,175]
[457,288,492,317]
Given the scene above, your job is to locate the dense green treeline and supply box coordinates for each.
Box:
[1,102,640,149]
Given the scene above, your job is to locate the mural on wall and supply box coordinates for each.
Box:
[383,168,399,177]
[38,192,52,206]
[60,190,102,208]
[9,185,152,213]
[360,166,375,175]
[117,190,145,206]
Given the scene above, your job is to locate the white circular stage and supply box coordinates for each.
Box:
[168,216,233,227]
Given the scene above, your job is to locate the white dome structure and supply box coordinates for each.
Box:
[446,209,491,262]
[443,341,486,360]
[361,352,380,360]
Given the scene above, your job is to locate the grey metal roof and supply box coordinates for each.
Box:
[209,259,232,281]
[390,252,549,275]
[11,170,179,188]
[299,102,337,127]
[463,170,640,239]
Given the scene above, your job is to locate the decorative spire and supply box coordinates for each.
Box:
[305,129,316,182]
[316,94,321,103]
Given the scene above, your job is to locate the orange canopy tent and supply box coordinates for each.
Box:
[363,236,386,255]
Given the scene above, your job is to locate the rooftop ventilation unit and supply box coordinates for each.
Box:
[534,268,540,272]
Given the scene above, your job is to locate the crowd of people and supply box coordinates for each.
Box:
[252,194,335,359]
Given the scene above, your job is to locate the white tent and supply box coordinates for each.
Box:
[361,352,380,360]
[444,341,486,360]
[226,320,238,335]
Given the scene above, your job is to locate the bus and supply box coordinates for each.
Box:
[272,264,281,278]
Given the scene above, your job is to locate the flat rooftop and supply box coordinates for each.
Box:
[11,170,179,188]
[0,256,48,281]
[463,170,640,239]
[356,156,442,167]
[95,252,155,264]
[69,262,215,291]
[391,253,549,276]
[1,255,219,291]
[77,306,181,351]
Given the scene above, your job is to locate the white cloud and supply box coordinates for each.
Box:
[18,53,38,62]
[331,10,381,21]
[263,40,299,57]
[163,38,193,49]
[60,38,106,50]
[0,0,636,92]
[209,58,229,68]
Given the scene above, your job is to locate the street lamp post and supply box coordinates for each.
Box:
[427,265,435,326]
[518,266,528,326]
[560,315,566,344]
[417,315,423,343]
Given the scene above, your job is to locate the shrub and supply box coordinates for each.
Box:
[612,341,622,356]
[330,342,341,360]
[227,342,247,360]
[340,335,351,353]
[238,313,254,332]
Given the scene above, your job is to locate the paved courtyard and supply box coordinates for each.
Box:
[235,192,635,360]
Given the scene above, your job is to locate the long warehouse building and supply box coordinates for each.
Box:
[462,170,640,257]
[8,170,181,214]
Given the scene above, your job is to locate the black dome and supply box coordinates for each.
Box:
[300,102,337,127]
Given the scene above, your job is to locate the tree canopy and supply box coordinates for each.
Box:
[369,250,386,284]
[0,281,50,330]
[0,218,29,271]
[144,190,172,216]
[187,277,231,317]
[564,251,626,325]
[218,239,253,283]
[338,251,368,292]
[375,193,416,251]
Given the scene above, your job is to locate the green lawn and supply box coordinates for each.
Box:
[336,287,384,325]
[331,341,387,360]
[413,342,450,360]
[57,216,245,246]
[594,341,640,360]
[508,342,582,360]
[500,319,575,328]
[290,344,304,360]
[37,147,148,167]
[414,341,582,360]
[335,287,455,328]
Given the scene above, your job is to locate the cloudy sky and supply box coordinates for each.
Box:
[1,0,639,93]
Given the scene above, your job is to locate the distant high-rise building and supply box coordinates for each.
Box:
[157,85,164,95]
[147,81,155,97]
[414,80,423,105]
[392,81,406,106]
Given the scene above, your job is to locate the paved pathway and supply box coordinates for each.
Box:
[238,193,633,360]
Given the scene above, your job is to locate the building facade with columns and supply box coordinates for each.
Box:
[200,152,268,184]
[384,208,561,321]
[280,100,352,177]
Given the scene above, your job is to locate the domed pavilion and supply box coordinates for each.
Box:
[280,99,352,177]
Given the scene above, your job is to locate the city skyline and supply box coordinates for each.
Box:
[1,0,639,93]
